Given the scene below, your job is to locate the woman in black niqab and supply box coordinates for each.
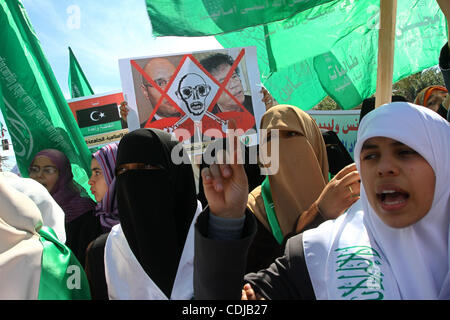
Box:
[105,128,199,299]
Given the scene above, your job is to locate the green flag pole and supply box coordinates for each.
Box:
[375,0,398,108]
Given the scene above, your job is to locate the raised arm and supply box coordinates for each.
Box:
[194,120,252,299]
[200,120,249,220]
[195,120,316,300]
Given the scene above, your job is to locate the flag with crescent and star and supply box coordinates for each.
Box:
[76,103,122,135]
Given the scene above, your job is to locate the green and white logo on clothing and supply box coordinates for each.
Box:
[334,246,384,300]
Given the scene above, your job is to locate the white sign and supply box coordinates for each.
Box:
[307,110,360,159]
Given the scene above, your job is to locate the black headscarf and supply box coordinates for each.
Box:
[359,95,407,122]
[115,128,197,298]
[320,129,354,176]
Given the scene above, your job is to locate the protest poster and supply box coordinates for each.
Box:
[307,109,360,159]
[118,46,266,155]
[67,91,128,152]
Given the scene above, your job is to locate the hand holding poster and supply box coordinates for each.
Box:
[118,47,266,154]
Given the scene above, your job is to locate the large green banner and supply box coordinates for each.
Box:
[0,0,92,194]
[147,0,447,110]
[146,0,335,37]
[216,0,447,110]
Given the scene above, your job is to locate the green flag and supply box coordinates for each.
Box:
[0,0,92,195]
[38,226,91,300]
[147,0,447,110]
[216,0,447,110]
[146,0,335,37]
[68,47,94,99]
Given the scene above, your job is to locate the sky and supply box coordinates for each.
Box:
[21,0,223,98]
[0,0,223,170]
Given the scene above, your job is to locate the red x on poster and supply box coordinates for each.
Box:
[119,47,265,153]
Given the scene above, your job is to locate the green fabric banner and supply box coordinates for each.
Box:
[146,0,335,37]
[147,0,447,110]
[69,47,94,99]
[215,0,447,110]
[38,226,91,300]
[0,0,92,195]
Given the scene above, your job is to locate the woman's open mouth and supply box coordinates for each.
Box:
[376,188,409,211]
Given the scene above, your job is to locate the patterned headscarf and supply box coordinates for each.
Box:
[92,143,120,231]
[414,85,448,107]
[414,86,449,119]
[31,149,96,223]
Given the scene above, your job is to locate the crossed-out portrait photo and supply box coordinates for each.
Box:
[119,47,265,153]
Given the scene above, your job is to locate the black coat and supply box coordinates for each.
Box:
[194,209,316,300]
[65,210,102,268]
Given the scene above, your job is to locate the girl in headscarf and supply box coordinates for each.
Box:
[89,143,120,232]
[104,128,202,299]
[29,149,101,266]
[245,105,360,272]
[301,102,450,299]
[200,101,449,300]
[84,143,120,300]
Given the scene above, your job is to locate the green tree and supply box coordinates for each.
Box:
[393,67,444,103]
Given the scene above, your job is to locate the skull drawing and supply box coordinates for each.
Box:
[176,73,211,117]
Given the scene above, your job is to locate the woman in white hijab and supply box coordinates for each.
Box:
[0,173,90,299]
[195,102,450,300]
[303,102,450,299]
[0,172,66,243]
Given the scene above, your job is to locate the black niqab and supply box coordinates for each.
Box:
[115,128,197,298]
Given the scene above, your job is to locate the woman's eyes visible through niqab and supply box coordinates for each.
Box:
[116,163,164,176]
[280,130,300,139]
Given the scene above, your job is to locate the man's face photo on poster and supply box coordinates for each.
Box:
[211,65,246,113]
[139,57,182,120]
[198,52,252,115]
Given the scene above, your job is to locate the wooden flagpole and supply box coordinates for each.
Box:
[374,0,398,108]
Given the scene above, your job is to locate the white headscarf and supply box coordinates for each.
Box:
[303,102,450,300]
[356,102,450,299]
[0,174,43,299]
[0,172,66,243]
